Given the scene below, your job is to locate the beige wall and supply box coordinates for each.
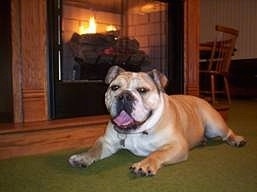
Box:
[200,0,257,59]
[127,6,168,73]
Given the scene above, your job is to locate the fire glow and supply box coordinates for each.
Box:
[79,16,96,34]
[78,16,117,34]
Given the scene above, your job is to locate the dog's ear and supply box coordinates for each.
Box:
[105,65,125,84]
[147,69,168,92]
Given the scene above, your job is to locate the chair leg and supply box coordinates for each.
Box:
[211,74,216,104]
[224,77,231,105]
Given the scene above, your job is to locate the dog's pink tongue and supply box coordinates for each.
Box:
[113,110,134,128]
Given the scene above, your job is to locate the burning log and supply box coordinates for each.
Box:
[68,33,150,80]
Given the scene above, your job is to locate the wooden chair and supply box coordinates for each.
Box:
[200,25,239,105]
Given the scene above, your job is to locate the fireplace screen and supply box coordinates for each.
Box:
[61,0,168,81]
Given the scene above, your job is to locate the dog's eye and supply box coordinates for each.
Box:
[110,85,120,91]
[137,87,149,94]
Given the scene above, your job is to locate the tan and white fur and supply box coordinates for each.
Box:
[69,66,246,176]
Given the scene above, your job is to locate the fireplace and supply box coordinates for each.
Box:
[48,0,184,119]
[62,0,168,81]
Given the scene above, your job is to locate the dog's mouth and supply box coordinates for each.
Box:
[111,110,152,132]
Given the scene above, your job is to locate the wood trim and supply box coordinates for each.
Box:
[0,115,109,160]
[11,0,49,123]
[11,0,23,123]
[22,89,48,122]
[20,0,47,90]
[184,0,200,96]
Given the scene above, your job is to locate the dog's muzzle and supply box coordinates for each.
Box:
[116,91,134,115]
[112,110,152,133]
[111,91,152,132]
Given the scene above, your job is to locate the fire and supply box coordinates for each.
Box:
[106,25,117,32]
[78,16,117,34]
[79,16,97,34]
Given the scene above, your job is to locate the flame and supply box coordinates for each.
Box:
[79,16,97,34]
[106,25,117,32]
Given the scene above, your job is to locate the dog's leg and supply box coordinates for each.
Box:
[203,106,247,147]
[205,121,247,147]
[223,129,247,147]
[130,142,188,176]
[68,136,119,168]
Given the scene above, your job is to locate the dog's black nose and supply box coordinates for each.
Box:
[116,91,134,115]
[118,91,133,102]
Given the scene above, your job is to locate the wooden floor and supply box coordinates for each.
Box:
[0,115,109,160]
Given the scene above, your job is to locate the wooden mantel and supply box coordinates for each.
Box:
[0,0,200,159]
[184,0,200,96]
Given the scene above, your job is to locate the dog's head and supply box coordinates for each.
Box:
[105,66,168,134]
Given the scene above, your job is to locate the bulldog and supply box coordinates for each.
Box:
[68,66,246,176]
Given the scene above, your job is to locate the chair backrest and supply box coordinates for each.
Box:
[208,25,239,74]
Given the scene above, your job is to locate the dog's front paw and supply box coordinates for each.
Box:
[129,158,160,176]
[68,153,95,168]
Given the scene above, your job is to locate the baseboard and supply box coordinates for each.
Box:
[0,115,109,160]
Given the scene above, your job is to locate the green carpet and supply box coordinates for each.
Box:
[0,99,256,192]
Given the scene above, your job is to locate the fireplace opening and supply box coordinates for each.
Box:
[62,0,168,81]
[48,0,184,119]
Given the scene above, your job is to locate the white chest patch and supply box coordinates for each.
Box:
[117,128,170,156]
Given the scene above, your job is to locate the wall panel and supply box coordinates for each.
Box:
[200,0,257,59]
